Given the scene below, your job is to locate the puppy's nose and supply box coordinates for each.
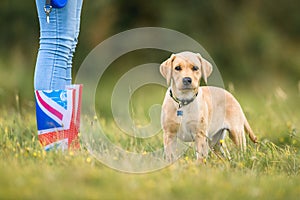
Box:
[182,77,192,85]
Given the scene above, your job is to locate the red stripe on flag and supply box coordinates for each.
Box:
[36,91,63,120]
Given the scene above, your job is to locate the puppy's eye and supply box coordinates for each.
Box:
[175,66,182,71]
[192,66,199,71]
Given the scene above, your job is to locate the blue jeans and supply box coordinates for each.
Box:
[34,0,83,90]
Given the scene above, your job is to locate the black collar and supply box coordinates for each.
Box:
[169,89,198,108]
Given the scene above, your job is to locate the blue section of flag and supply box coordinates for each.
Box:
[35,99,62,131]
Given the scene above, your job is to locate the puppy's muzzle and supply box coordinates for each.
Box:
[183,77,192,85]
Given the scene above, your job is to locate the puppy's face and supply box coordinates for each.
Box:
[171,56,201,91]
[160,52,213,93]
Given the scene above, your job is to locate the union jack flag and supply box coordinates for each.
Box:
[35,85,82,151]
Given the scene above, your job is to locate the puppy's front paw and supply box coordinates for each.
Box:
[164,151,176,163]
[196,156,207,164]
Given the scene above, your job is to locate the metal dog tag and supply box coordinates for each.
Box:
[177,110,183,116]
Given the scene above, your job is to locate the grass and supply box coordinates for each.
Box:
[0,81,299,199]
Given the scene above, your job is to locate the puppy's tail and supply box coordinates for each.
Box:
[244,118,258,143]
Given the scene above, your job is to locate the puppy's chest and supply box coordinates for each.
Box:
[175,106,201,142]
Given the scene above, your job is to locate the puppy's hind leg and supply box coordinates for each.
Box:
[218,129,232,160]
[211,129,231,160]
[228,128,247,152]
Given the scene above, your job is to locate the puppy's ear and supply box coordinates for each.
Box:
[197,53,212,84]
[160,54,176,85]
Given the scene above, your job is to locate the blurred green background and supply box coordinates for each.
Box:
[0,0,299,110]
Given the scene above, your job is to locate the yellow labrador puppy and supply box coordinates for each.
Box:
[160,51,257,162]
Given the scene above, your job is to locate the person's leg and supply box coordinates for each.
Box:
[34,1,83,150]
[66,0,83,85]
[34,0,78,90]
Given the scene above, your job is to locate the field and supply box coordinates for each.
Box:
[1,0,300,199]
[0,80,299,200]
